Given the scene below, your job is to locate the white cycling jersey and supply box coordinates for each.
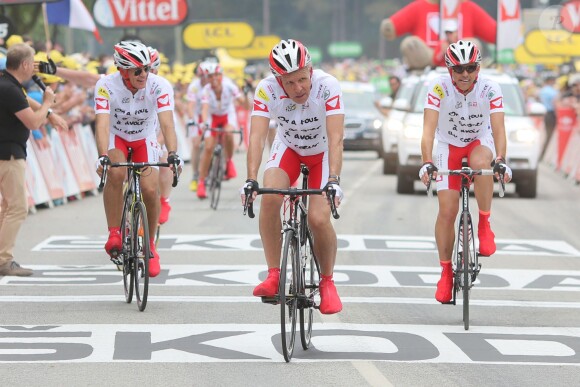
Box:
[424,74,504,147]
[200,76,240,116]
[94,72,175,142]
[185,78,204,118]
[251,69,344,156]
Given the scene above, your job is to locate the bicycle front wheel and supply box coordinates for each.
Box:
[300,227,319,350]
[209,151,224,210]
[121,201,133,303]
[280,229,298,362]
[132,201,150,312]
[461,211,471,330]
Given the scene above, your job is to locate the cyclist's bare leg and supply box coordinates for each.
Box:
[260,168,289,268]
[308,195,337,275]
[159,150,173,199]
[198,135,217,182]
[103,149,127,227]
[470,145,494,212]
[224,124,236,160]
[190,135,201,180]
[140,169,160,235]
[435,189,460,262]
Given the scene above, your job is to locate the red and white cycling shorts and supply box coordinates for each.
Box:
[109,132,161,168]
[204,111,239,139]
[435,132,495,192]
[265,136,329,189]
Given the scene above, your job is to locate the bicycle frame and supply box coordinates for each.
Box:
[428,162,504,330]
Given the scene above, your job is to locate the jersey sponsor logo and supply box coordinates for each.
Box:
[253,99,269,112]
[433,84,444,99]
[490,96,503,109]
[257,88,269,102]
[427,93,441,108]
[157,94,170,108]
[97,87,109,99]
[286,104,296,112]
[95,98,109,111]
[325,95,341,111]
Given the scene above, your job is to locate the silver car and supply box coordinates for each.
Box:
[340,81,384,157]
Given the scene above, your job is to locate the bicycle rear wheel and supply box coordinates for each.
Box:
[280,229,298,362]
[132,201,150,312]
[461,211,471,330]
[300,227,319,350]
[121,201,134,303]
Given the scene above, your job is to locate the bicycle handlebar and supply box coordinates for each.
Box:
[426,168,505,197]
[98,161,180,190]
[201,125,245,147]
[243,187,340,220]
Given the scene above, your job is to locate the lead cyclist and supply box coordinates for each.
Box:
[418,40,512,303]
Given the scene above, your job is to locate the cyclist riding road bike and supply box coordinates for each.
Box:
[418,40,512,303]
[94,41,181,278]
[241,39,345,314]
[197,61,248,199]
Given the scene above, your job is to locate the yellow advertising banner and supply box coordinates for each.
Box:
[228,35,281,59]
[523,30,580,57]
[183,22,254,49]
[514,45,569,65]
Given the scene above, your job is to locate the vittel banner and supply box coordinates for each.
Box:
[93,0,188,28]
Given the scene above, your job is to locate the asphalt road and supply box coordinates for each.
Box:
[1,150,579,387]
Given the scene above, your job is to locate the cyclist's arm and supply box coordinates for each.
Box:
[490,112,507,159]
[158,110,177,153]
[56,67,101,88]
[421,108,438,163]
[95,113,111,156]
[326,114,345,179]
[247,115,270,181]
[200,102,209,126]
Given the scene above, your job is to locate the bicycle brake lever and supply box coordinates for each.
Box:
[326,187,340,220]
[243,187,255,218]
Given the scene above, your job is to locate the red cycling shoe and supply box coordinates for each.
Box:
[105,230,122,257]
[319,275,342,314]
[225,159,237,180]
[158,197,171,224]
[253,268,280,297]
[435,261,453,303]
[197,180,207,199]
[149,240,161,278]
[478,221,496,256]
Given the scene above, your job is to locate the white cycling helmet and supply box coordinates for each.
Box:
[113,41,151,69]
[198,61,222,76]
[269,39,311,77]
[148,46,161,70]
[444,40,482,68]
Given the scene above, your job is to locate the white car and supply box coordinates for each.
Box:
[380,74,421,174]
[396,68,546,198]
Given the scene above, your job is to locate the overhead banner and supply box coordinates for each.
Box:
[560,0,580,33]
[228,35,280,59]
[93,0,188,28]
[183,22,254,50]
[496,0,522,64]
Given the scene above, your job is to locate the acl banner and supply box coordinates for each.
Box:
[25,140,52,208]
[59,127,96,193]
[50,128,81,198]
[30,132,65,202]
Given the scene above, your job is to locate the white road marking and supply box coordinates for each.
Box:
[0,295,578,308]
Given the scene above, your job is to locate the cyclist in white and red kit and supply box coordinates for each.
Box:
[419,40,512,303]
[196,62,248,199]
[241,39,345,314]
[94,41,181,278]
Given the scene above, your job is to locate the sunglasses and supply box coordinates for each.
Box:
[452,64,479,74]
[132,65,151,76]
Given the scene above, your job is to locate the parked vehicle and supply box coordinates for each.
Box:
[395,68,545,198]
[340,81,384,157]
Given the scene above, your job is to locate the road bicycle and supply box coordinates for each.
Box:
[243,165,339,362]
[99,149,179,311]
[427,159,505,330]
[203,125,244,210]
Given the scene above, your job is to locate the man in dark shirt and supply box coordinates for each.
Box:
[0,43,56,276]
